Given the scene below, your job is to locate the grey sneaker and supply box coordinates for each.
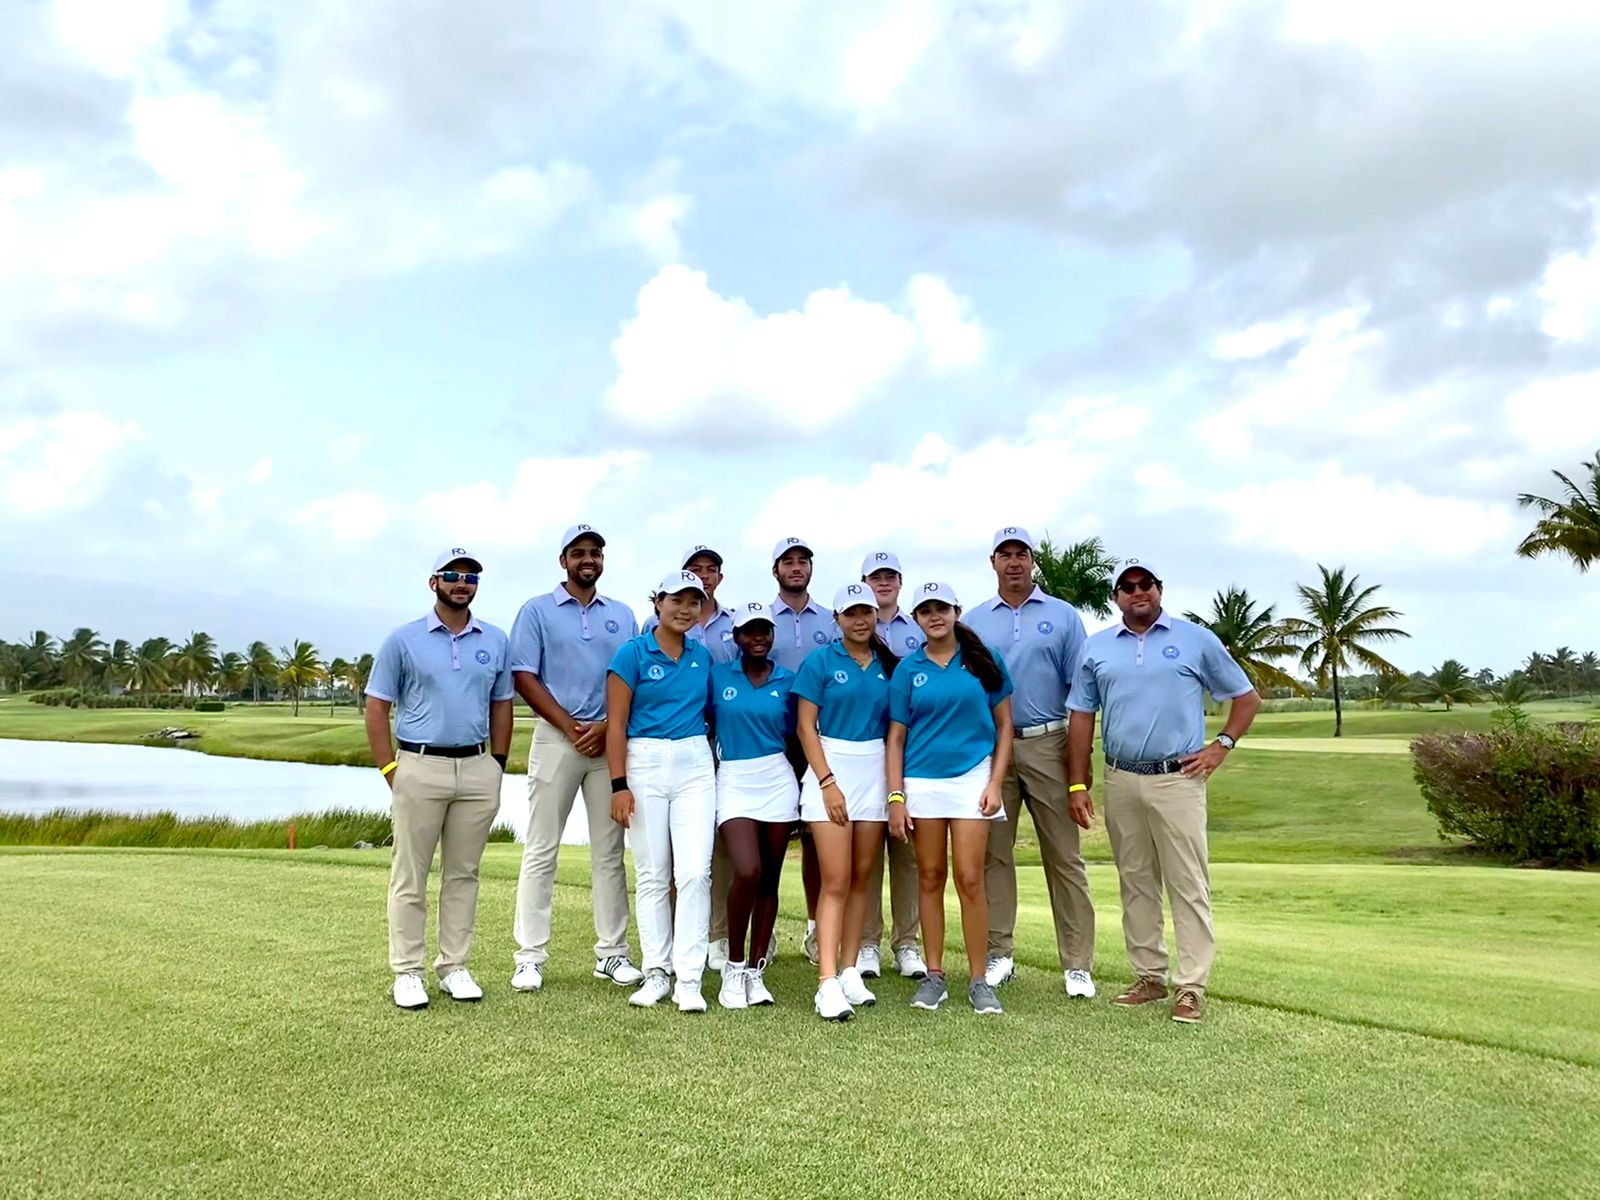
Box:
[910,971,948,1011]
[969,979,1003,1015]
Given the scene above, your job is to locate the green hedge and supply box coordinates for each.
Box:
[0,807,517,848]
[194,700,226,712]
[1412,712,1600,865]
[28,689,198,710]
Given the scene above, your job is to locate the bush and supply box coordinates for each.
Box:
[1411,710,1600,865]
[194,700,225,712]
[0,807,518,848]
[26,690,196,710]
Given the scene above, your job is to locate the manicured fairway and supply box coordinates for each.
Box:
[2,847,1597,1199]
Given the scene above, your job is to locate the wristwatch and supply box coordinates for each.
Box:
[1215,734,1237,750]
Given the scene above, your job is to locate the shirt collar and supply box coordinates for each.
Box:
[553,584,606,607]
[1116,610,1171,637]
[772,595,824,617]
[882,608,912,626]
[987,586,1046,610]
[426,611,483,634]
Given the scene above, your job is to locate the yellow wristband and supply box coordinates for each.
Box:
[887,791,906,805]
[380,761,398,777]
[1068,783,1088,793]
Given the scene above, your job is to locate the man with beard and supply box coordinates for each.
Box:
[508,525,643,993]
[1066,558,1261,1025]
[770,536,835,963]
[366,549,514,1010]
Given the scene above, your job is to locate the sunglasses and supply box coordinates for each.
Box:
[1116,578,1160,594]
[436,571,480,585]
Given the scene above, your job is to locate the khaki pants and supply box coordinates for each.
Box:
[983,728,1095,971]
[512,723,632,966]
[388,749,502,977]
[862,832,921,950]
[1103,766,1213,993]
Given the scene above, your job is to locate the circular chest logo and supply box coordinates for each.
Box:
[722,686,738,701]
[905,636,919,650]
[912,672,928,688]
[721,630,733,641]
[474,649,490,665]
[1163,646,1181,660]
[833,670,849,685]
[813,630,828,644]
[1037,620,1054,635]
[647,664,666,680]
[604,619,620,634]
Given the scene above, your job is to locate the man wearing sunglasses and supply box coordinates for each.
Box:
[366,548,515,1010]
[966,526,1095,999]
[508,524,643,994]
[1066,558,1261,1025]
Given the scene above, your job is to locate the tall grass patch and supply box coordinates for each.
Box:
[0,808,517,849]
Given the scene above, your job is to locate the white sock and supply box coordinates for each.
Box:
[806,919,816,934]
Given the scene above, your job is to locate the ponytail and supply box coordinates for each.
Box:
[953,622,1003,693]
[868,632,899,679]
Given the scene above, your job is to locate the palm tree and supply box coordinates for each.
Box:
[1497,676,1536,705]
[58,627,108,689]
[1367,674,1421,709]
[1550,646,1578,698]
[1032,535,1119,619]
[105,639,133,691]
[1410,659,1484,710]
[1182,585,1305,695]
[173,632,220,696]
[1579,651,1600,698]
[1280,565,1410,737]
[217,652,249,697]
[0,642,21,693]
[244,641,279,704]
[352,652,375,713]
[1523,651,1553,696]
[1517,449,1600,571]
[277,641,321,716]
[325,657,351,712]
[126,638,174,694]
[21,631,58,689]
[1472,666,1498,690]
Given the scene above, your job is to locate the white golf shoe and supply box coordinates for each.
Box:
[393,972,429,1010]
[510,962,543,992]
[438,969,483,1002]
[1065,969,1097,999]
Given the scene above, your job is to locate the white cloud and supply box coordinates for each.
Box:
[416,451,648,551]
[611,192,693,262]
[295,492,390,541]
[1538,229,1600,342]
[0,410,137,514]
[1505,373,1600,454]
[248,456,273,483]
[605,265,984,438]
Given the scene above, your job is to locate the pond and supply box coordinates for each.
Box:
[0,738,592,844]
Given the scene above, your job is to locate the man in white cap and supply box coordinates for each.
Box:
[365,549,514,1009]
[507,524,643,993]
[1067,558,1260,1025]
[857,549,927,981]
[769,535,835,963]
[964,526,1095,998]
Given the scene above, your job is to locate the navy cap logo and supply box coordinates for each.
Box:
[922,583,938,593]
[574,524,593,533]
[1163,646,1180,659]
[451,547,467,555]
[785,537,802,545]
[1002,527,1018,535]
[746,602,763,612]
[875,552,890,561]
[605,619,620,634]
[474,649,490,664]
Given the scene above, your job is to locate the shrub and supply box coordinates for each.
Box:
[1411,711,1600,864]
[194,700,225,712]
[0,807,520,848]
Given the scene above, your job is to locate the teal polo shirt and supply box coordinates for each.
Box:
[608,632,714,740]
[791,641,891,742]
[710,659,796,761]
[888,644,1014,778]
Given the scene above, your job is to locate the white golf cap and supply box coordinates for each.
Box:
[832,582,875,613]
[860,550,902,576]
[431,547,483,573]
[911,580,961,611]
[991,526,1035,553]
[655,570,708,599]
[771,536,814,563]
[681,544,724,569]
[1114,557,1161,584]
[560,523,606,553]
[732,600,775,629]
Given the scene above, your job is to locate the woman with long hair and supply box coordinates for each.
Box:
[886,582,1015,1015]
[607,571,717,1014]
[708,602,798,1009]
[793,582,899,1021]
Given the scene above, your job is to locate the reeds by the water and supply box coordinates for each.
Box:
[0,807,517,848]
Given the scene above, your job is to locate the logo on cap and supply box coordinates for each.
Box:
[1002,527,1018,535]
[922,583,939,593]
[647,664,665,680]
[1163,646,1181,660]
[747,602,763,612]
[574,525,592,533]
[722,687,738,701]
[451,547,467,555]
[875,552,890,561]
[912,672,928,688]
[785,537,802,546]
[846,585,864,597]
[474,649,490,664]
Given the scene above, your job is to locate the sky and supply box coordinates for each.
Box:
[4,0,1600,673]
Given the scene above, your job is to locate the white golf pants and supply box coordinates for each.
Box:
[626,736,716,983]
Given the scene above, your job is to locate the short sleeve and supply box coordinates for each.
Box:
[792,648,827,706]
[1065,644,1101,713]
[508,600,543,675]
[490,634,515,702]
[1198,630,1255,700]
[887,662,913,725]
[988,647,1015,706]
[366,630,404,702]
[608,640,642,690]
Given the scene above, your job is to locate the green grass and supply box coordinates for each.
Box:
[2,846,1596,1198]
[0,807,517,848]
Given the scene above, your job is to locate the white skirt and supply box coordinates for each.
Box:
[800,737,887,823]
[906,758,1001,820]
[716,753,800,825]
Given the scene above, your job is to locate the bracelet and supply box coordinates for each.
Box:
[818,773,836,788]
[887,791,906,805]
[611,776,629,794]
[380,761,398,777]
[1068,783,1087,793]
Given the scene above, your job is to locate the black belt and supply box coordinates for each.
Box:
[1105,756,1185,776]
[398,741,485,758]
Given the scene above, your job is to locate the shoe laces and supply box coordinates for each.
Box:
[1176,987,1200,1008]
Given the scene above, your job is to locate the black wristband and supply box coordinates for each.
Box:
[492,753,508,769]
[611,776,629,794]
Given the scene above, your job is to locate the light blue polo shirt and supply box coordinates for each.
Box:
[889,645,1014,778]
[792,641,891,742]
[1067,612,1254,763]
[963,588,1088,728]
[367,612,514,747]
[771,595,837,672]
[608,632,714,740]
[508,586,638,722]
[644,605,738,664]
[710,659,796,761]
[877,609,925,659]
